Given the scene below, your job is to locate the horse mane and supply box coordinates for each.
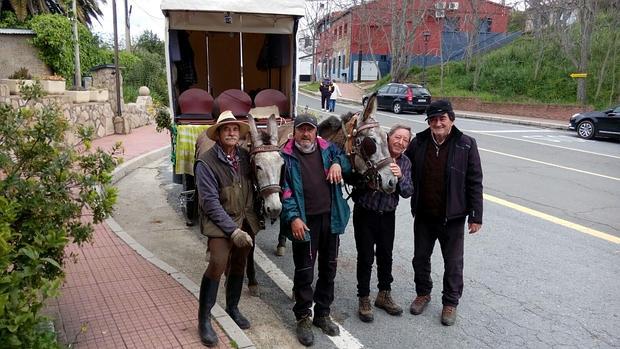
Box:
[318,112,356,148]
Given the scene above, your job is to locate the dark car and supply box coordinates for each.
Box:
[362,83,431,114]
[569,105,620,139]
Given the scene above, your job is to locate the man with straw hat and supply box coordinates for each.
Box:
[194,111,260,346]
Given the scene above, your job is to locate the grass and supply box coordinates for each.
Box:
[300,81,320,93]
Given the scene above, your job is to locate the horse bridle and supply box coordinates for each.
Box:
[343,113,393,190]
[250,144,283,198]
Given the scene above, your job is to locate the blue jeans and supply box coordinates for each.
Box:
[328,99,336,112]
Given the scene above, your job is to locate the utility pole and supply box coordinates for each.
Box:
[112,0,122,116]
[124,0,131,52]
[72,0,81,88]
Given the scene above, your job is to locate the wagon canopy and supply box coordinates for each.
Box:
[160,0,305,34]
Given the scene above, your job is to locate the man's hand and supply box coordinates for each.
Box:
[291,218,309,240]
[327,163,342,183]
[389,162,401,178]
[231,229,253,247]
[468,223,482,234]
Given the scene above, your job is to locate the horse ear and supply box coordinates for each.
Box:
[247,114,262,146]
[361,92,377,122]
[268,114,278,145]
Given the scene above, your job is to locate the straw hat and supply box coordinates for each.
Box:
[206,110,250,141]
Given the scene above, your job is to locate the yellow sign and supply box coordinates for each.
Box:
[570,73,587,78]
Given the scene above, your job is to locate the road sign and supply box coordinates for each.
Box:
[570,73,587,78]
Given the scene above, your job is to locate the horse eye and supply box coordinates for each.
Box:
[255,165,263,171]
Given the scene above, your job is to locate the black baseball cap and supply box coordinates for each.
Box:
[294,114,318,129]
[425,100,454,121]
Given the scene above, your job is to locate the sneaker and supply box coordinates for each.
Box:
[312,316,340,336]
[296,316,314,346]
[358,296,374,322]
[275,245,285,256]
[409,295,431,315]
[374,290,403,316]
[441,305,457,326]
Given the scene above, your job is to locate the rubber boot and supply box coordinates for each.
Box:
[198,273,219,347]
[226,275,251,329]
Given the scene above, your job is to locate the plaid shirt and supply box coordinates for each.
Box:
[352,154,414,212]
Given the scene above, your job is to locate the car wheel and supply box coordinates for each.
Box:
[392,102,402,114]
[577,120,595,139]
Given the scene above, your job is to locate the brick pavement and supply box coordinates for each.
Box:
[46,124,238,349]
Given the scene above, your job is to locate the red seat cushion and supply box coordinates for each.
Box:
[178,88,214,115]
[215,89,252,117]
[254,89,288,115]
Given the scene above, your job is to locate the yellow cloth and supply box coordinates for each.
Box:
[175,124,211,176]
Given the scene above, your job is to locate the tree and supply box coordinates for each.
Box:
[0,0,105,26]
[0,82,119,348]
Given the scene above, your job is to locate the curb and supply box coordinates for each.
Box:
[108,145,256,349]
[299,90,569,130]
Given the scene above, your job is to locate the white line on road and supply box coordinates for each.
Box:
[253,247,365,349]
[469,129,559,133]
[480,147,620,181]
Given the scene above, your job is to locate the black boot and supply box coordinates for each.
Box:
[198,273,219,347]
[226,275,251,329]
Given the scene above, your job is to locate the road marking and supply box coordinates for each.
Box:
[484,194,620,244]
[479,147,620,181]
[471,129,559,133]
[253,247,364,349]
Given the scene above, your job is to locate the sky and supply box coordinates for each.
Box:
[91,0,166,44]
[91,0,523,44]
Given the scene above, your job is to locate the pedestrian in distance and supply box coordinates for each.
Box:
[352,124,414,323]
[328,79,343,112]
[319,77,334,111]
[280,113,352,347]
[194,111,259,347]
[404,100,483,326]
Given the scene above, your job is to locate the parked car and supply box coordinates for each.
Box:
[362,83,431,114]
[568,105,620,139]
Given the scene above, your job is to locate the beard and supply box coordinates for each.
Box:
[294,140,316,154]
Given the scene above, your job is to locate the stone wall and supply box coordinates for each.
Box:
[0,33,52,78]
[437,96,593,121]
[92,67,124,115]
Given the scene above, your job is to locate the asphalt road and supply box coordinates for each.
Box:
[115,94,620,348]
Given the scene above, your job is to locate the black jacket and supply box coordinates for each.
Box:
[405,126,483,224]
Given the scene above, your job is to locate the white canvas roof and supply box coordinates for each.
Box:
[160,0,305,17]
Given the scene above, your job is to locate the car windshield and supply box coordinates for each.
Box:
[412,87,430,96]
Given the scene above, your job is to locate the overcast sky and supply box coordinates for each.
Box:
[91,0,522,44]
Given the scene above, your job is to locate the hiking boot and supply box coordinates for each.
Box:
[296,316,314,346]
[441,306,457,326]
[374,290,403,316]
[312,316,340,336]
[358,296,374,322]
[409,295,431,315]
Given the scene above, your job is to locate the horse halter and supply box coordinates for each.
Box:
[250,144,283,198]
[344,113,393,191]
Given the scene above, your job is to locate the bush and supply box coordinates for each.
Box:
[8,67,32,80]
[0,82,120,348]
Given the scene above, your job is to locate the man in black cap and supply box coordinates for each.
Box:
[404,99,483,326]
[280,113,352,346]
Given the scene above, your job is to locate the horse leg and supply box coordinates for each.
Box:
[246,238,260,297]
[275,232,286,256]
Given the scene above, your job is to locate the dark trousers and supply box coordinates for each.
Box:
[353,205,395,297]
[292,212,339,320]
[321,94,329,109]
[205,223,253,280]
[412,217,465,307]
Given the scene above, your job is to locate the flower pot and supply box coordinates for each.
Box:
[89,89,109,102]
[40,80,66,95]
[0,79,35,95]
[65,90,90,103]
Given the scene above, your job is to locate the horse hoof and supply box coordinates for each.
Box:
[275,246,285,256]
[248,284,260,297]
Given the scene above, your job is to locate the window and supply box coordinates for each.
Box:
[381,55,387,61]
[387,86,399,94]
[378,86,389,94]
[344,23,348,34]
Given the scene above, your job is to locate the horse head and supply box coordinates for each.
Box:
[347,93,397,194]
[247,114,284,220]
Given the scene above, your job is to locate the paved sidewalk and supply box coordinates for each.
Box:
[46,124,244,348]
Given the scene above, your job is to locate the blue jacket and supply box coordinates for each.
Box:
[280,137,352,242]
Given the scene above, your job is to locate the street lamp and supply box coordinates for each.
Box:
[422,31,431,87]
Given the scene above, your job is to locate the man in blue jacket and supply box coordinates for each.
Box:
[280,114,352,347]
[405,100,483,327]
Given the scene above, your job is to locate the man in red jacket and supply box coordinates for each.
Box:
[404,100,483,326]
